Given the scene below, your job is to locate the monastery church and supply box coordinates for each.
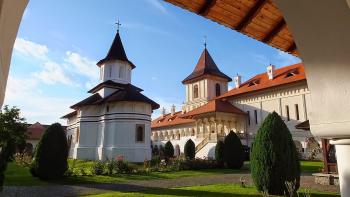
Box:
[62,27,314,161]
[62,29,159,162]
[151,45,314,159]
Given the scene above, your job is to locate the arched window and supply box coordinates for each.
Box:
[215,83,221,96]
[136,125,145,142]
[119,65,125,78]
[193,84,199,99]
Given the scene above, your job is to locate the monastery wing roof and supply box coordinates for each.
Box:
[151,111,195,129]
[61,110,77,119]
[71,85,159,110]
[97,31,136,69]
[218,63,306,99]
[70,93,102,109]
[180,100,246,119]
[88,80,143,94]
[26,122,67,140]
[96,85,160,110]
[182,48,232,84]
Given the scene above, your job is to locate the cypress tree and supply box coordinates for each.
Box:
[251,111,300,195]
[223,131,244,169]
[30,123,68,180]
[184,139,195,160]
[215,140,225,167]
[164,141,174,159]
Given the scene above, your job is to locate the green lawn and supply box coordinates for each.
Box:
[4,162,242,186]
[4,160,323,186]
[300,160,324,173]
[85,184,339,197]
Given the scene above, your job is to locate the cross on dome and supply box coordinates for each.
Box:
[116,20,122,32]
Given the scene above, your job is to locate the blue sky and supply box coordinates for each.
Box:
[4,0,300,125]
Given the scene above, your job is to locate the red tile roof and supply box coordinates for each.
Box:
[26,122,46,140]
[26,122,67,140]
[218,63,306,99]
[182,48,232,84]
[151,111,195,129]
[180,100,246,119]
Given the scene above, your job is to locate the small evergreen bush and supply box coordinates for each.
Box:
[251,111,301,195]
[223,131,244,169]
[30,123,68,180]
[215,140,225,167]
[164,141,174,159]
[91,160,105,175]
[184,139,195,160]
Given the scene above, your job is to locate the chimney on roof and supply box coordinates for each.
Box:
[161,107,166,117]
[234,74,241,88]
[171,105,176,116]
[267,64,275,80]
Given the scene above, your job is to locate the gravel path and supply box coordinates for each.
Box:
[1,173,340,197]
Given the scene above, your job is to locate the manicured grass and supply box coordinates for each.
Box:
[4,162,242,186]
[300,160,323,173]
[4,160,323,186]
[85,184,339,197]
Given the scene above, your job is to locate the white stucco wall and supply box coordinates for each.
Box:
[100,60,132,84]
[67,101,153,162]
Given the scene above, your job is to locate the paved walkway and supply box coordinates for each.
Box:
[1,173,340,197]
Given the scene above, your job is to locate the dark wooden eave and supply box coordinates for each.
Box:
[262,18,286,43]
[198,0,217,16]
[236,0,268,31]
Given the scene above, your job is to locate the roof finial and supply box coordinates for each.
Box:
[116,19,122,33]
[204,35,207,49]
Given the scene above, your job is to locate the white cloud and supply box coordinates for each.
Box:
[151,76,158,80]
[14,38,48,60]
[150,96,182,119]
[274,51,301,66]
[145,0,168,14]
[65,51,99,80]
[33,61,75,86]
[4,76,73,125]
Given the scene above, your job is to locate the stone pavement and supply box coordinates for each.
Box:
[1,173,340,197]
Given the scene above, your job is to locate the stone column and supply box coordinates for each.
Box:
[331,139,350,196]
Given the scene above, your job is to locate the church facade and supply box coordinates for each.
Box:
[151,47,314,159]
[62,30,159,162]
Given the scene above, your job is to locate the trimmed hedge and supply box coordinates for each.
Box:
[215,140,225,167]
[30,123,68,180]
[223,131,244,169]
[251,111,301,195]
[164,141,174,159]
[184,139,195,160]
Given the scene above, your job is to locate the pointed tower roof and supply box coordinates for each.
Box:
[97,31,136,69]
[182,48,232,84]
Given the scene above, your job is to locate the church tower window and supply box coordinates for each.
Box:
[193,84,199,99]
[136,124,145,142]
[215,83,221,96]
[109,66,112,77]
[119,65,124,78]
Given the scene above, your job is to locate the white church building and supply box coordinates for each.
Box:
[62,29,159,162]
[151,46,315,159]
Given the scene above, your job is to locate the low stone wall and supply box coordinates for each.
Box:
[313,173,339,185]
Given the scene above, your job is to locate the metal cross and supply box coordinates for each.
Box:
[204,35,207,48]
[116,20,122,32]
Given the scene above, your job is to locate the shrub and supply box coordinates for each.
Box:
[215,140,225,167]
[14,153,33,167]
[164,141,174,159]
[251,111,301,196]
[106,159,117,175]
[30,123,68,180]
[223,131,244,169]
[91,160,105,175]
[178,158,219,170]
[184,139,195,160]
